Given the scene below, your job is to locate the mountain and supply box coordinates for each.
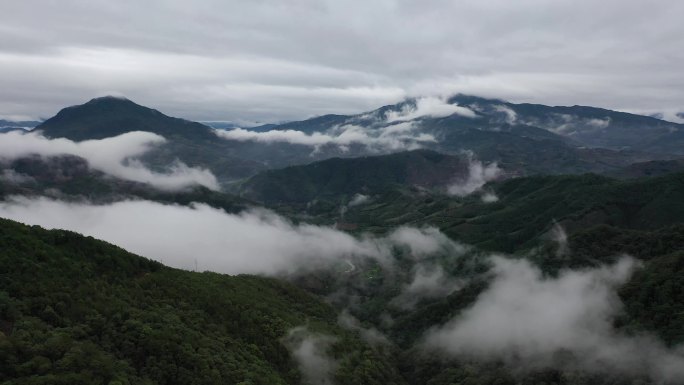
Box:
[608,159,684,179]
[240,150,477,205]
[235,95,675,175]
[0,217,405,384]
[32,97,267,183]
[0,119,41,133]
[446,94,684,153]
[35,96,215,141]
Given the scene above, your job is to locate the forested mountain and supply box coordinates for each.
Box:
[0,217,405,385]
[239,150,476,204]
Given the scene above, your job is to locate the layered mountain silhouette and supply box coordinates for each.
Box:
[19,95,684,186]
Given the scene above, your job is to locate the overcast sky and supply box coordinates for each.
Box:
[1,0,682,123]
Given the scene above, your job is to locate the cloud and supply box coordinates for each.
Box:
[0,130,218,191]
[537,114,613,136]
[339,193,370,218]
[549,221,569,257]
[0,169,34,184]
[493,105,517,124]
[216,121,436,152]
[282,326,338,385]
[388,226,467,260]
[480,191,499,203]
[0,197,462,276]
[385,97,477,122]
[447,157,502,197]
[587,117,611,129]
[216,127,337,147]
[641,110,684,125]
[347,193,369,207]
[391,265,464,309]
[422,256,684,382]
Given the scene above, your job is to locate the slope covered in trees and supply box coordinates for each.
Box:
[0,218,404,385]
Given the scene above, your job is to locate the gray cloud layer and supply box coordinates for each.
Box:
[422,256,684,382]
[0,1,682,122]
[0,131,219,190]
[0,197,459,275]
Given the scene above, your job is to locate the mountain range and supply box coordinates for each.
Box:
[3,95,684,384]
[26,95,684,187]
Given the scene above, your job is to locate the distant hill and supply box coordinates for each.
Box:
[336,171,684,253]
[35,96,216,141]
[31,97,268,183]
[240,150,474,204]
[0,119,41,133]
[608,159,684,179]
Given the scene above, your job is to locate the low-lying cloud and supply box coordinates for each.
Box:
[385,97,477,122]
[339,193,370,218]
[0,196,459,276]
[422,256,684,382]
[216,122,436,153]
[0,131,219,191]
[492,105,518,124]
[0,169,34,184]
[549,220,569,257]
[447,157,502,197]
[391,264,464,309]
[388,226,467,260]
[282,326,338,385]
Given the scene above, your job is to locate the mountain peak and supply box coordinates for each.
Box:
[35,97,214,141]
[86,95,132,103]
[447,93,505,106]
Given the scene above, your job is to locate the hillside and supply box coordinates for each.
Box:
[446,94,684,153]
[231,95,674,175]
[240,150,475,204]
[248,160,684,254]
[608,159,684,179]
[0,217,405,385]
